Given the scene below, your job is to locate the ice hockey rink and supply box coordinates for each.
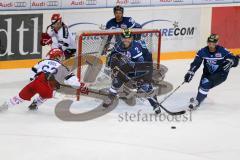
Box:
[0,59,239,160]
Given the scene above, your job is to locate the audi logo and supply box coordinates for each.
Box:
[85,0,97,5]
[130,0,141,4]
[14,2,27,7]
[47,1,59,7]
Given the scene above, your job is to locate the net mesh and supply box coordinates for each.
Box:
[79,29,160,57]
[76,29,161,90]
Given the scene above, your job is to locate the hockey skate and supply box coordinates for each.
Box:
[28,100,38,111]
[102,92,117,108]
[153,104,161,114]
[0,102,9,112]
[122,96,136,106]
[188,98,199,110]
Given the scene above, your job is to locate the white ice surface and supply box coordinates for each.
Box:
[0,59,240,160]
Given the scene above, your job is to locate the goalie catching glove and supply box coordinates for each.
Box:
[110,53,135,73]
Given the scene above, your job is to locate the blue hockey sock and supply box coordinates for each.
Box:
[196,87,209,104]
[147,95,158,107]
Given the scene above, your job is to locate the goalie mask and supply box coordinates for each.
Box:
[121,29,132,38]
[121,29,133,48]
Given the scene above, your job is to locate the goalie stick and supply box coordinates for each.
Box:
[114,66,186,115]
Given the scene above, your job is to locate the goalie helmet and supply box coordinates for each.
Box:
[207,34,219,43]
[121,29,132,38]
[51,13,62,25]
[48,48,64,61]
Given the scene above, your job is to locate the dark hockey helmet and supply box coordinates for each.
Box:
[207,34,219,43]
[121,29,132,38]
[113,5,124,13]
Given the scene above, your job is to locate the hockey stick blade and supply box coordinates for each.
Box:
[159,104,186,115]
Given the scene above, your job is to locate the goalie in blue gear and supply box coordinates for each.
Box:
[184,34,239,110]
[103,29,161,114]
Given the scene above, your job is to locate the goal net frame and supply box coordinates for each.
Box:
[76,29,162,100]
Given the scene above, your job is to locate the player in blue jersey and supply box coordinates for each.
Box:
[102,6,142,55]
[103,29,161,114]
[106,6,141,30]
[184,34,239,109]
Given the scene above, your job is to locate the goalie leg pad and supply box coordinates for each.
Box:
[112,77,124,90]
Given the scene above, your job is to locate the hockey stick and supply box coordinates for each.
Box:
[159,81,185,105]
[59,83,109,99]
[158,104,185,115]
[157,82,186,115]
[114,66,186,115]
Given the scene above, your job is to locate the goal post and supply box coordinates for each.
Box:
[76,29,161,100]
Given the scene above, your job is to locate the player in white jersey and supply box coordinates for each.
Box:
[40,13,76,59]
[0,49,83,112]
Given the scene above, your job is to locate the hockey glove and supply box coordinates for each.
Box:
[64,49,76,59]
[40,33,52,46]
[223,58,234,72]
[184,71,194,83]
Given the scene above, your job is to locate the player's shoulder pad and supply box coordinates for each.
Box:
[45,59,69,71]
[128,17,136,24]
[135,40,147,49]
[134,22,142,29]
[124,16,134,22]
[62,23,69,39]
[196,47,208,57]
[106,18,116,29]
[113,43,124,53]
[56,60,70,71]
[37,59,46,64]
[217,45,231,55]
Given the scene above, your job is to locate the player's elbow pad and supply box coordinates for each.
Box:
[64,75,80,89]
[138,56,144,62]
[190,57,202,72]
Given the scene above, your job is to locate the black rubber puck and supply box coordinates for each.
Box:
[171,126,176,129]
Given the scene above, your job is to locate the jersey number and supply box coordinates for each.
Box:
[42,65,58,74]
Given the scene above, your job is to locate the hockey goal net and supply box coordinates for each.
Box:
[75,29,161,99]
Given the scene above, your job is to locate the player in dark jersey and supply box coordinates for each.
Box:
[103,29,161,114]
[184,34,239,110]
[106,6,140,30]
